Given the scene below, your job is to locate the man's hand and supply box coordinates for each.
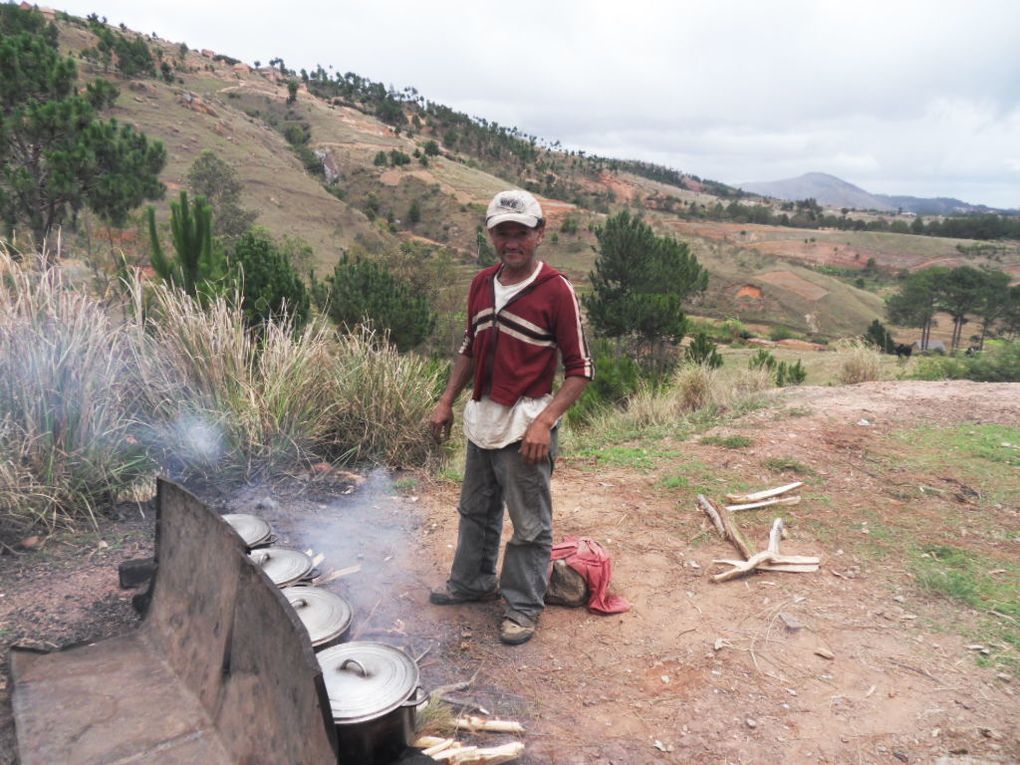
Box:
[430,401,454,444]
[520,419,552,464]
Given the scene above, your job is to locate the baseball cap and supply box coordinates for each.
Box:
[485,189,543,229]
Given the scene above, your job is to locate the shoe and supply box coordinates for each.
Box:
[499,617,535,645]
[429,584,500,605]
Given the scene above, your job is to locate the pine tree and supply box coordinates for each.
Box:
[147,191,225,299]
[584,211,707,369]
[230,228,310,331]
[0,17,165,251]
[319,255,434,352]
[187,150,258,240]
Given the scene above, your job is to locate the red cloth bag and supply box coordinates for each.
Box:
[549,537,630,614]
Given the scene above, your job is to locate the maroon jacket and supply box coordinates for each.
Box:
[459,262,594,406]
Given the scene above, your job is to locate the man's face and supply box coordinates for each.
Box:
[488,221,545,271]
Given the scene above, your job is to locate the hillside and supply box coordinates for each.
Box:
[28,10,1020,344]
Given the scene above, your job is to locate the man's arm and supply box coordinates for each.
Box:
[519,375,588,464]
[429,353,475,443]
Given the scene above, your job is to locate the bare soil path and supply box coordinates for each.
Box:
[1,381,1017,764]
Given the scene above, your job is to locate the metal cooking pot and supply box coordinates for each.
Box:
[282,585,353,648]
[248,547,313,587]
[317,642,426,765]
[222,513,274,548]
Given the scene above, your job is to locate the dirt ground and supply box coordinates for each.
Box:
[1,381,1018,764]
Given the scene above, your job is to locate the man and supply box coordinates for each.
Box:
[429,189,594,645]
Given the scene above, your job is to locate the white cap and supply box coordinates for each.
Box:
[485,189,543,229]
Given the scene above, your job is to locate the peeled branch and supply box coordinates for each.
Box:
[726,481,804,503]
[454,716,525,734]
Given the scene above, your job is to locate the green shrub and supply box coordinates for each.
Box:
[912,340,1020,382]
[230,228,310,331]
[389,150,411,166]
[747,349,805,387]
[685,332,723,368]
[373,151,387,166]
[768,325,796,341]
[318,255,435,352]
[864,319,895,353]
[567,340,642,426]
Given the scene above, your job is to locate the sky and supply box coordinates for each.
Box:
[55,0,1020,208]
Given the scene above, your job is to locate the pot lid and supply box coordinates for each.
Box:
[248,547,312,587]
[317,642,419,723]
[222,513,272,548]
[282,586,353,646]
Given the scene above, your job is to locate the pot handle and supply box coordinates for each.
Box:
[338,658,368,677]
[401,686,430,708]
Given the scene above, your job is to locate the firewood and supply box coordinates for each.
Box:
[758,563,819,573]
[713,555,818,568]
[712,550,777,582]
[768,518,785,554]
[454,716,525,734]
[698,494,752,558]
[726,481,804,503]
[726,495,801,512]
[450,742,526,764]
[697,494,725,536]
[433,745,477,762]
[312,563,361,585]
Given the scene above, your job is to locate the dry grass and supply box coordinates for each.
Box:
[330,327,444,467]
[0,251,150,539]
[0,248,446,539]
[834,338,883,384]
[136,284,340,474]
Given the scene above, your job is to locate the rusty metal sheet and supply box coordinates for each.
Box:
[10,479,337,765]
[215,556,338,764]
[143,479,245,716]
[10,637,232,765]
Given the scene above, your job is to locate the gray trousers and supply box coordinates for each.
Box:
[447,431,557,627]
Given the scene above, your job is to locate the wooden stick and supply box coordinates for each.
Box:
[422,738,457,757]
[697,494,725,536]
[768,518,785,554]
[699,494,753,558]
[726,495,801,512]
[450,743,525,764]
[312,563,361,585]
[758,563,819,573]
[712,550,777,582]
[714,555,818,567]
[454,716,525,734]
[726,481,804,503]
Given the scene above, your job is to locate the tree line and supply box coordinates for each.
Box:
[886,266,1019,352]
[695,199,1020,242]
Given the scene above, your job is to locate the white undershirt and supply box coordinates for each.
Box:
[463,263,554,449]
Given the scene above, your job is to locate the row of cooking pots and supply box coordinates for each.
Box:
[224,513,425,764]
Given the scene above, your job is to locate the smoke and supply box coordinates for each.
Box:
[248,469,429,637]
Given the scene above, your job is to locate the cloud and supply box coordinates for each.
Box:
[56,0,1020,206]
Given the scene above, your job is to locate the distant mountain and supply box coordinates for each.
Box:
[739,172,1011,215]
[739,173,893,211]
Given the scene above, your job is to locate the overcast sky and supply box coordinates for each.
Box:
[56,0,1020,208]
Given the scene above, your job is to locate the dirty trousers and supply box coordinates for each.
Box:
[447,432,557,627]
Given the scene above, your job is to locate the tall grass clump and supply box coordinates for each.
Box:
[834,338,882,384]
[329,326,445,467]
[135,283,338,474]
[0,252,150,538]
